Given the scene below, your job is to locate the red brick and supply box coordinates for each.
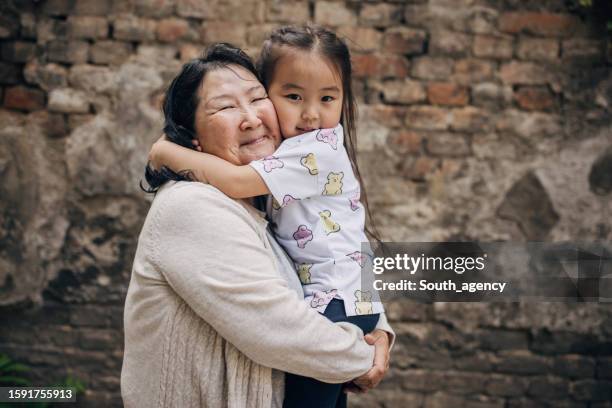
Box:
[90,41,132,65]
[36,18,67,44]
[499,61,553,86]
[28,110,67,138]
[360,3,402,27]
[73,0,111,16]
[360,104,406,128]
[47,40,89,64]
[20,13,37,39]
[177,0,215,18]
[428,82,469,106]
[339,26,382,53]
[562,39,603,60]
[4,85,45,111]
[1,41,37,63]
[450,107,491,132]
[39,0,73,17]
[380,79,426,105]
[113,16,157,42]
[352,53,409,79]
[517,37,559,61]
[133,0,175,18]
[499,12,581,37]
[179,43,202,62]
[412,57,453,80]
[389,130,423,154]
[514,86,555,111]
[452,59,494,85]
[266,1,309,23]
[201,22,246,46]
[315,1,357,26]
[404,156,437,181]
[247,24,279,47]
[23,61,68,91]
[156,18,190,43]
[426,133,471,156]
[217,1,265,24]
[383,27,427,55]
[473,34,514,59]
[0,62,21,85]
[67,16,108,40]
[0,10,20,38]
[405,106,450,130]
[429,30,472,57]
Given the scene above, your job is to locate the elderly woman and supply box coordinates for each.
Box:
[121,43,394,407]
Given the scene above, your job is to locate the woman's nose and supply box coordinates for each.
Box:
[239,106,263,131]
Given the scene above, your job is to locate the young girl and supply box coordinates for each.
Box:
[150,25,385,407]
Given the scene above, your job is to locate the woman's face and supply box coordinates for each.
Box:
[194,65,281,165]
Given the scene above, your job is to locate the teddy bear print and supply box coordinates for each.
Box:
[319,210,340,235]
[346,251,366,267]
[293,225,313,249]
[322,172,343,195]
[349,191,360,211]
[354,290,373,315]
[282,194,299,207]
[262,156,284,172]
[297,263,312,284]
[300,153,319,175]
[310,289,338,308]
[315,128,338,150]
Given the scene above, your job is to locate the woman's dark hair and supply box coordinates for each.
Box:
[141,43,259,193]
[258,25,382,242]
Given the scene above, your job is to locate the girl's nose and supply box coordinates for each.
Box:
[301,105,319,123]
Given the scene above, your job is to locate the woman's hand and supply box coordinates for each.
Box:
[344,329,391,394]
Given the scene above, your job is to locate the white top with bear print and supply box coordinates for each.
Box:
[249,124,384,318]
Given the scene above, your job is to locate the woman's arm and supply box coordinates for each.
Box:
[152,183,375,383]
[149,140,269,198]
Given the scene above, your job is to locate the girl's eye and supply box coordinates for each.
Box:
[285,94,302,101]
[321,96,335,102]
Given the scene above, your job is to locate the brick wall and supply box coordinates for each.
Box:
[0,0,611,406]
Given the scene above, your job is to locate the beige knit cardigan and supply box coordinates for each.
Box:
[121,181,394,408]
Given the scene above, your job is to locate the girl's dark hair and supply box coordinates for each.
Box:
[258,25,382,242]
[141,43,259,193]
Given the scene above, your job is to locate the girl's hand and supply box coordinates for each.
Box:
[148,134,169,170]
[344,329,390,394]
[192,138,202,152]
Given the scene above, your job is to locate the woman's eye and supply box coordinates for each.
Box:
[285,94,301,101]
[252,96,268,103]
[217,105,234,112]
[322,96,335,102]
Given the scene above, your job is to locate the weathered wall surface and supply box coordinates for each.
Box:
[0,0,611,406]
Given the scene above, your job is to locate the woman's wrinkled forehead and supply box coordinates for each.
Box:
[198,65,264,107]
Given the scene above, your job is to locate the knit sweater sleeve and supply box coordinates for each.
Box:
[151,182,374,383]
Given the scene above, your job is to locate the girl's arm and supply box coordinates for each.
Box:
[149,139,270,199]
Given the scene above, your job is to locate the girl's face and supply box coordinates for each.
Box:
[267,50,343,139]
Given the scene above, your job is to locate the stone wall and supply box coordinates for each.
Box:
[0,0,611,406]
